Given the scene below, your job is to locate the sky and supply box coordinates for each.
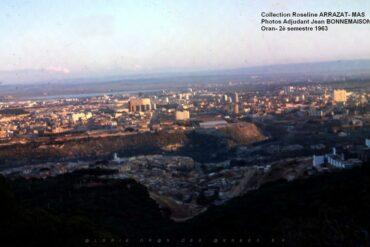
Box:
[0,0,370,83]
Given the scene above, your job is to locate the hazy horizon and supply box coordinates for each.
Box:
[2,58,370,86]
[1,0,370,84]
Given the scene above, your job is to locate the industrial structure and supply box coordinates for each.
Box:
[128,98,152,112]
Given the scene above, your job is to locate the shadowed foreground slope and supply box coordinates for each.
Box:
[1,164,370,246]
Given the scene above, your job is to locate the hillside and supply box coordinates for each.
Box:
[1,164,370,246]
[181,164,370,246]
[1,169,174,247]
[0,127,266,167]
[219,122,267,145]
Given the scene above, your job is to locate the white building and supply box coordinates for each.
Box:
[313,147,362,169]
[313,155,325,167]
[326,154,352,169]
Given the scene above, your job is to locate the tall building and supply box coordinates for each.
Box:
[231,93,239,114]
[333,90,347,103]
[128,98,152,112]
[323,89,328,99]
[234,92,239,103]
[233,103,239,114]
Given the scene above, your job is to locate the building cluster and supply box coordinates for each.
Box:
[108,155,263,205]
[313,147,362,169]
[0,84,368,141]
[1,151,316,214]
[0,96,156,138]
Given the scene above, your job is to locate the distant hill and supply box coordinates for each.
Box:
[1,59,370,85]
[219,59,370,76]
